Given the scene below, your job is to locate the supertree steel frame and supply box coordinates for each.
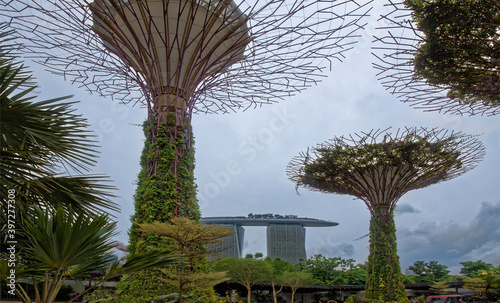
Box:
[372,0,500,116]
[0,0,371,253]
[287,127,484,301]
[1,0,372,112]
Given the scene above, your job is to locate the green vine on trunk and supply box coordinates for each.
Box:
[365,207,407,302]
[129,113,200,252]
[118,112,202,301]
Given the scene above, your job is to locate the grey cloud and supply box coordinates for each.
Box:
[397,201,500,270]
[395,203,421,215]
[310,242,356,259]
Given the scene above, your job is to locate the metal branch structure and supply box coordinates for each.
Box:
[0,0,372,217]
[1,0,372,113]
[287,127,485,213]
[372,0,500,116]
[287,127,485,301]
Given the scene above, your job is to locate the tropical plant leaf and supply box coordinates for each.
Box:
[22,206,117,274]
[0,25,117,214]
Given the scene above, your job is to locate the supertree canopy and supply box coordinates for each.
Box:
[0,0,372,113]
[287,127,484,301]
[372,0,500,116]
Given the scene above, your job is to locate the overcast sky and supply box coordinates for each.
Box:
[25,0,499,275]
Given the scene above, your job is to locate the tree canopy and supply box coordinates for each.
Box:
[280,271,313,303]
[213,258,272,303]
[460,260,495,277]
[263,257,294,303]
[409,261,450,282]
[130,217,233,303]
[297,255,362,285]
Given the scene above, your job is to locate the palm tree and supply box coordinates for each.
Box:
[0,206,180,303]
[0,24,117,216]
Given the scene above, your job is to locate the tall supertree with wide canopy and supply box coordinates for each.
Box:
[372,0,500,116]
[0,0,371,298]
[287,127,484,302]
[0,0,371,241]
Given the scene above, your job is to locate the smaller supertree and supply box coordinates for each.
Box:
[287,127,485,302]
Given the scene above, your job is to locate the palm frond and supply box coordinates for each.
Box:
[1,25,118,214]
[24,174,119,214]
[22,206,118,274]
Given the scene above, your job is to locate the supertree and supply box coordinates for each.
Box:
[0,0,371,298]
[287,127,484,302]
[372,0,500,116]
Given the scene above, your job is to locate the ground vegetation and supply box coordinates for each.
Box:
[212,257,272,303]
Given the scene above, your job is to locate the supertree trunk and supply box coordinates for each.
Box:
[129,108,200,253]
[365,207,406,302]
[1,0,373,244]
[122,108,205,301]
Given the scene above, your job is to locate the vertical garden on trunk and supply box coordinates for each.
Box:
[119,110,204,301]
[129,113,200,252]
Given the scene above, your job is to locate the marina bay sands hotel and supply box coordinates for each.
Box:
[200,214,338,263]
